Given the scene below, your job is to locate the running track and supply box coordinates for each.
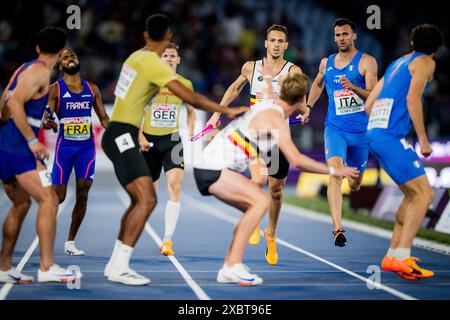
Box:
[1,173,449,300]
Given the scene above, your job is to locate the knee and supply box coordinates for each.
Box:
[75,188,89,203]
[269,186,283,203]
[168,181,182,197]
[329,175,343,186]
[14,197,32,212]
[424,187,435,204]
[254,193,271,213]
[251,175,267,188]
[140,195,157,213]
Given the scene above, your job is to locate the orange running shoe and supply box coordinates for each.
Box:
[264,228,278,265]
[399,257,434,279]
[160,240,174,256]
[381,255,413,273]
[248,225,260,246]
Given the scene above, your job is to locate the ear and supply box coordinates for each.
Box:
[143,31,150,42]
[284,41,289,49]
[176,56,181,65]
[36,45,41,54]
[353,33,357,41]
[264,40,268,49]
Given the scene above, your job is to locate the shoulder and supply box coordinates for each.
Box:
[177,75,193,89]
[411,54,435,75]
[319,57,328,73]
[360,53,378,67]
[242,60,255,73]
[289,64,303,74]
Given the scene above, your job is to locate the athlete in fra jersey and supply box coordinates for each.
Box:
[206,24,303,266]
[302,18,378,247]
[43,49,109,256]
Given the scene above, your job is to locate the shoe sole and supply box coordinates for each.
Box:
[37,277,77,283]
[107,276,150,286]
[0,279,33,284]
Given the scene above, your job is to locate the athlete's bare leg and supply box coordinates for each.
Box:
[326,156,345,231]
[209,169,270,265]
[0,181,31,271]
[267,176,286,237]
[67,178,92,241]
[15,161,59,271]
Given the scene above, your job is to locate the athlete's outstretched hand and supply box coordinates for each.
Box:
[296,109,310,125]
[419,140,433,158]
[330,166,359,180]
[29,140,49,160]
[223,106,249,119]
[42,119,57,130]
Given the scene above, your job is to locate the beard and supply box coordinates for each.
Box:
[62,63,80,75]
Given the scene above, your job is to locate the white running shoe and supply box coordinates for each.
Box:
[37,264,81,283]
[108,268,151,286]
[65,241,85,256]
[0,268,34,284]
[216,263,263,286]
[104,262,112,277]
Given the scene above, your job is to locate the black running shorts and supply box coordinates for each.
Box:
[142,132,184,182]
[101,122,151,187]
[193,168,222,196]
[266,146,289,180]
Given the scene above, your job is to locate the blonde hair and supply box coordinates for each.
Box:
[279,72,309,105]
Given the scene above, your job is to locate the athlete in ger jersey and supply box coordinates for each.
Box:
[206,24,303,266]
[303,18,378,247]
[101,13,248,286]
[365,24,443,280]
[43,49,109,256]
[138,43,196,256]
[194,71,358,286]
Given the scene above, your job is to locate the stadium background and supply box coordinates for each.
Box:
[1,1,450,235]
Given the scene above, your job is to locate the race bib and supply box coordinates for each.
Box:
[115,132,135,153]
[367,98,394,130]
[38,169,52,188]
[150,104,178,127]
[114,64,137,100]
[334,89,365,115]
[62,117,91,141]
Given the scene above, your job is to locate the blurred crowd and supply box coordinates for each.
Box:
[1,0,449,146]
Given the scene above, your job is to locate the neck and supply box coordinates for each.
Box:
[338,47,358,59]
[63,73,81,83]
[274,99,292,118]
[144,40,165,56]
[266,54,285,67]
[37,53,58,70]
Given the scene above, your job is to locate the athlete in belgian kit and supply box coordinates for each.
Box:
[43,49,109,256]
[302,18,378,247]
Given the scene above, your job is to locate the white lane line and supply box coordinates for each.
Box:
[282,203,450,256]
[115,188,210,300]
[0,189,74,300]
[182,192,417,301]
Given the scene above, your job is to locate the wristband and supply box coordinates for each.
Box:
[306,104,312,110]
[328,166,335,176]
[27,138,38,145]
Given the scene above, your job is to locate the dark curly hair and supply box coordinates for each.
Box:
[411,24,443,55]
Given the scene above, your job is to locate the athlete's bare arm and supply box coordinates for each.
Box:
[364,77,384,116]
[165,80,248,118]
[407,56,436,157]
[186,103,196,137]
[341,54,378,100]
[300,57,327,122]
[7,63,50,159]
[251,109,359,179]
[42,83,58,130]
[0,90,10,124]
[206,61,254,127]
[90,82,110,129]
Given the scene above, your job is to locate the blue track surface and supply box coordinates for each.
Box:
[1,176,450,300]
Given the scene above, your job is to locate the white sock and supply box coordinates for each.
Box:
[394,247,411,260]
[164,201,181,242]
[65,240,74,246]
[107,240,122,266]
[112,243,134,272]
[386,248,396,257]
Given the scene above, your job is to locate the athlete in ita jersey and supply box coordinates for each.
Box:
[0,27,80,284]
[43,49,109,256]
[206,24,303,266]
[365,24,443,280]
[303,18,378,247]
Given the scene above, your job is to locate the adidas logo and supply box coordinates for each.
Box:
[63,92,71,98]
